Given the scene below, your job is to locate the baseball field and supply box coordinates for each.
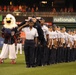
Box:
[0,52,76,75]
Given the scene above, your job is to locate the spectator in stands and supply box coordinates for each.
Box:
[31,7,34,12]
[13,6,19,12]
[7,6,10,12]
[70,7,74,12]
[35,6,39,12]
[60,8,64,12]
[64,8,68,12]
[22,5,26,12]
[0,6,2,11]
[26,7,31,12]
[3,6,7,12]
[10,5,14,12]
[67,7,74,13]
[52,8,56,13]
[19,5,22,12]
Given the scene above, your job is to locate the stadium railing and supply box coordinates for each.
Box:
[0,11,76,17]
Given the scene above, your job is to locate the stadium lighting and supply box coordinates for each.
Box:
[10,1,12,5]
[41,1,47,4]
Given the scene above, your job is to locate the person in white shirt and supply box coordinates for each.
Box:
[59,27,67,62]
[22,19,38,68]
[56,26,62,63]
[70,31,75,62]
[73,30,76,61]
[65,30,71,62]
[16,36,23,54]
[47,26,53,64]
[49,25,58,64]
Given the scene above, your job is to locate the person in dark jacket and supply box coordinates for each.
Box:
[18,16,46,66]
[22,19,38,68]
[18,16,45,45]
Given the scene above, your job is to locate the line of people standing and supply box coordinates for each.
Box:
[19,16,76,68]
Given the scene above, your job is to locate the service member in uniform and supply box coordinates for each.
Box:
[32,16,46,66]
[73,30,76,61]
[22,19,38,68]
[18,16,46,66]
[50,25,58,64]
[39,18,49,66]
[48,26,53,64]
[56,26,61,63]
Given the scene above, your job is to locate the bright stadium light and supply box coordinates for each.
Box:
[10,1,12,5]
[41,1,47,4]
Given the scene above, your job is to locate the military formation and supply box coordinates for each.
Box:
[0,14,76,68]
[19,16,76,68]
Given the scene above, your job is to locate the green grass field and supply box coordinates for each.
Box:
[0,52,76,75]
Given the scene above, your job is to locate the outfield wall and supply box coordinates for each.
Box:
[0,12,76,29]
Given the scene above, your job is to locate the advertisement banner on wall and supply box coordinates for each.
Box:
[53,16,76,23]
[0,37,4,47]
[0,15,2,21]
[1,16,53,26]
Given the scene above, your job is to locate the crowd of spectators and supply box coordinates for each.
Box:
[52,7,74,13]
[0,5,74,13]
[0,5,39,12]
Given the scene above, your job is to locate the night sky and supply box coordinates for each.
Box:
[0,0,76,10]
[0,0,42,5]
[0,0,54,9]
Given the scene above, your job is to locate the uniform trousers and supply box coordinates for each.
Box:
[47,48,51,65]
[56,47,60,63]
[35,42,48,66]
[70,48,74,62]
[67,47,70,62]
[50,46,57,64]
[73,48,76,61]
[43,44,49,65]
[59,47,64,62]
[35,44,42,66]
[24,40,35,67]
[74,48,76,60]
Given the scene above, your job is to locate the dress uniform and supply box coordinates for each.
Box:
[18,16,45,66]
[56,30,61,63]
[66,30,70,62]
[73,33,76,61]
[52,25,58,64]
[59,27,68,62]
[48,27,53,64]
[32,17,46,66]
[22,19,38,68]
[50,30,58,64]
[59,31,66,62]
[38,18,49,66]
[64,32,70,62]
[41,25,49,65]
[69,33,74,62]
[32,16,46,45]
